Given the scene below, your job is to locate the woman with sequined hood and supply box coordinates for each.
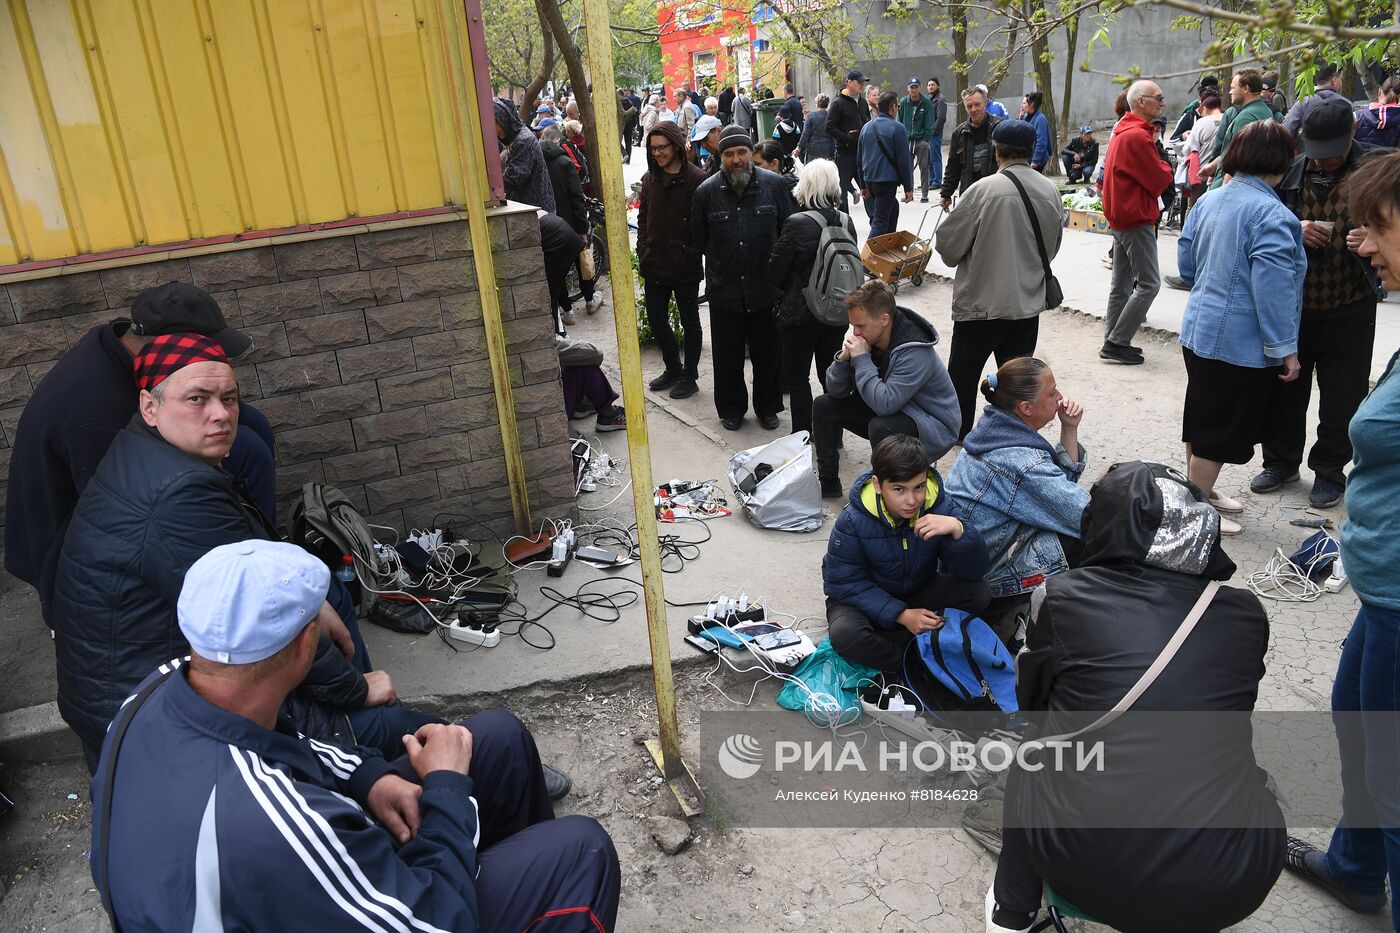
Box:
[987,460,1283,933]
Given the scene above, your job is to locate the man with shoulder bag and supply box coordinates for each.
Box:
[935,120,1064,441]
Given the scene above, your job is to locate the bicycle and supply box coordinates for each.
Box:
[565,197,609,304]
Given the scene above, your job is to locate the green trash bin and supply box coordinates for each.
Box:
[755,98,784,143]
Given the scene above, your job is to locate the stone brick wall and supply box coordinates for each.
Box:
[0,205,575,536]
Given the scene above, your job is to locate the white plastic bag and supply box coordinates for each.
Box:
[726,431,824,532]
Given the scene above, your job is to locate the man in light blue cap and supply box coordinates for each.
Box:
[90,540,620,933]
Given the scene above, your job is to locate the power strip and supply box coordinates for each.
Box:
[446,621,500,647]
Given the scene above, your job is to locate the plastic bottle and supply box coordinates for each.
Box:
[336,554,361,606]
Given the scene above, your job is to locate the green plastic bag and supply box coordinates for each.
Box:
[777,636,880,715]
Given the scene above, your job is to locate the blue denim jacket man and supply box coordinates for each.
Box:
[1178,174,1305,367]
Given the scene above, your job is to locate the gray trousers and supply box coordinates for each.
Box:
[1104,223,1161,346]
[911,139,932,196]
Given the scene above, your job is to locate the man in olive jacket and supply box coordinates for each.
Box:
[638,121,708,399]
[691,125,797,430]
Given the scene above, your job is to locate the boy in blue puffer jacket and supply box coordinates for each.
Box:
[823,434,992,681]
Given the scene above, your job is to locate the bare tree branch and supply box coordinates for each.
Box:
[1078,40,1314,80]
[1129,0,1400,39]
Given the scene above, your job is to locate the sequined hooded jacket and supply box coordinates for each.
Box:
[1005,460,1282,932]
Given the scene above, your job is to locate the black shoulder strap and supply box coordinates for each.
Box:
[872,120,900,171]
[1003,169,1054,288]
[94,667,175,932]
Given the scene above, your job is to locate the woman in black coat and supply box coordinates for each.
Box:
[767,158,856,434]
[989,461,1283,933]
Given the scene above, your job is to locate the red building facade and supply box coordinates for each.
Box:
[657,1,768,94]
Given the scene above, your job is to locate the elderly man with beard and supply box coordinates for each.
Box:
[691,125,797,430]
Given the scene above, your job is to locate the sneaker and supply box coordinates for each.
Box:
[1164,273,1190,291]
[595,406,627,432]
[720,416,744,431]
[569,400,596,420]
[585,295,604,315]
[1099,341,1144,365]
[820,476,844,499]
[1250,467,1300,494]
[649,371,682,391]
[758,413,780,430]
[1309,476,1345,509]
[541,763,572,801]
[668,379,699,400]
[561,310,577,326]
[920,195,929,203]
[1284,836,1388,914]
[984,886,1036,933]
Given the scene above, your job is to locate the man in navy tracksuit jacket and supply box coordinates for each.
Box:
[91,541,620,932]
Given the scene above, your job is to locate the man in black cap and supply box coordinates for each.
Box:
[4,281,275,621]
[935,120,1064,439]
[1255,95,1386,509]
[826,70,871,212]
[691,125,796,431]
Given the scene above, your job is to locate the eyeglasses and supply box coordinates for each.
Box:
[1148,94,1166,103]
[648,144,673,153]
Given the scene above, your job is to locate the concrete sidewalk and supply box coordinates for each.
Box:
[0,146,1389,930]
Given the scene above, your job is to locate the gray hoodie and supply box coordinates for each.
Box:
[823,307,960,459]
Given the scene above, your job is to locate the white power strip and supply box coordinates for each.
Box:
[446,622,500,647]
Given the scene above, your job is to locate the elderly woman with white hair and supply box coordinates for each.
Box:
[767,159,858,433]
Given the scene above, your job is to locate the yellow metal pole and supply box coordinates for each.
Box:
[435,0,532,535]
[579,0,686,781]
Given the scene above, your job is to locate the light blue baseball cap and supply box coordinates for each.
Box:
[178,540,330,664]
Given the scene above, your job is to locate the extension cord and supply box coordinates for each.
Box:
[446,621,500,647]
[1325,557,1350,593]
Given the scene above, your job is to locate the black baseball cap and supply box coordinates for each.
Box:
[130,282,252,358]
[845,69,867,83]
[1301,95,1356,159]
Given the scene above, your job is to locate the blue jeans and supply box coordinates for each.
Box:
[930,136,944,189]
[1326,601,1400,929]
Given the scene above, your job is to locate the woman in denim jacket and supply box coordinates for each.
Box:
[946,358,1088,642]
[1176,120,1303,536]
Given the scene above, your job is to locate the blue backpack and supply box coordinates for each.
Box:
[916,608,1018,712]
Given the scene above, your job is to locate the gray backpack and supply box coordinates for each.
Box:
[800,210,863,326]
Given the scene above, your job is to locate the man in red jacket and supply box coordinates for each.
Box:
[1100,80,1174,364]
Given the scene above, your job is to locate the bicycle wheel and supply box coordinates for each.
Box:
[589,231,608,278]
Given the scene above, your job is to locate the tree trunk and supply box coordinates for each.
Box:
[520,7,557,119]
[1025,0,1058,173]
[953,4,968,120]
[538,0,596,154]
[1059,13,1080,145]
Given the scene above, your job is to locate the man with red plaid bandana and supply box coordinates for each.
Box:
[48,335,416,773]
[5,282,278,622]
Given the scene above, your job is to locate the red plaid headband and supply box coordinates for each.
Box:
[134,333,231,391]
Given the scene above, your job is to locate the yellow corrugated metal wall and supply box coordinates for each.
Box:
[0,0,474,266]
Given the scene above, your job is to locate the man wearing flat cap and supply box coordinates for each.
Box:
[1257,95,1386,510]
[48,334,404,773]
[91,540,620,932]
[5,281,277,622]
[691,125,797,431]
[935,120,1064,440]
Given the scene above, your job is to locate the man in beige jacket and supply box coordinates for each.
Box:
[935,119,1063,440]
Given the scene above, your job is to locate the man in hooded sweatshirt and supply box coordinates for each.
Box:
[812,280,961,498]
[638,121,708,400]
[493,98,555,213]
